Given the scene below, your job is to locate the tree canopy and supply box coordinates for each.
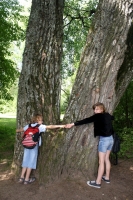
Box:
[61,0,98,113]
[62,0,98,78]
[0,0,26,100]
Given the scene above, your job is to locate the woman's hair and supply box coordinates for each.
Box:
[31,114,43,123]
[92,102,106,113]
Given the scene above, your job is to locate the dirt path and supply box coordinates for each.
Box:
[0,158,133,200]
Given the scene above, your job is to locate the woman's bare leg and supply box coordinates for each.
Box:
[96,152,106,184]
[104,150,111,180]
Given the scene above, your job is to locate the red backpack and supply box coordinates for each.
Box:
[22,124,40,149]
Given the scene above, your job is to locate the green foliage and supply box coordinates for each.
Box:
[0,118,16,160]
[113,80,133,158]
[61,88,70,115]
[62,0,99,78]
[61,0,99,113]
[60,74,76,115]
[113,80,133,130]
[0,82,18,113]
[0,0,26,100]
[118,128,133,158]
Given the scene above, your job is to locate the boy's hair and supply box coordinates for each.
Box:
[92,102,106,112]
[31,114,43,123]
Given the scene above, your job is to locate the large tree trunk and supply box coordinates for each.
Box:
[13,0,64,171]
[38,0,133,184]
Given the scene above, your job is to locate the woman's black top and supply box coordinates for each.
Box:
[74,113,114,137]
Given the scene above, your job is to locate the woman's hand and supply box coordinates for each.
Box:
[65,123,74,128]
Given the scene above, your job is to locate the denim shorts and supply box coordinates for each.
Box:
[98,135,114,153]
[22,144,38,169]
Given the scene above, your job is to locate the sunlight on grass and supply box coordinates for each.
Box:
[0,118,16,160]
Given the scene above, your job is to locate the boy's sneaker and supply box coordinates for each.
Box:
[87,181,101,188]
[102,176,110,183]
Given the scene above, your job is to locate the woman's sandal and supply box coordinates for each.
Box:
[18,177,24,183]
[24,177,36,185]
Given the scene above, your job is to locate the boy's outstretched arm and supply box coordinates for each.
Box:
[46,125,65,129]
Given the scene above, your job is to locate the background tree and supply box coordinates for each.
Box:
[61,0,98,113]
[0,0,26,102]
[62,0,98,78]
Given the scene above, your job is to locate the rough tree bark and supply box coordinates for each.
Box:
[13,0,64,170]
[38,0,133,184]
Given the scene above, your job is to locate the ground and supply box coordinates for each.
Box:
[0,158,133,200]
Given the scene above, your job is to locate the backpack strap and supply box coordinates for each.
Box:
[36,124,41,135]
[29,123,40,128]
[36,124,40,127]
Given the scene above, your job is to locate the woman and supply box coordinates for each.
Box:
[65,102,114,188]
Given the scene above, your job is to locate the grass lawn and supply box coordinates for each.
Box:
[0,118,16,160]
